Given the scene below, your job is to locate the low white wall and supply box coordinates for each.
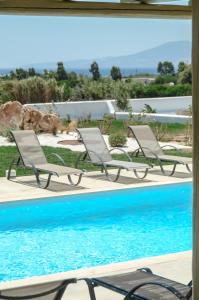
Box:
[129,96,192,114]
[116,112,192,124]
[25,100,115,120]
[25,96,192,123]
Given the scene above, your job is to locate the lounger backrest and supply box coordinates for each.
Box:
[129,125,164,158]
[0,279,76,299]
[11,130,47,167]
[77,128,112,163]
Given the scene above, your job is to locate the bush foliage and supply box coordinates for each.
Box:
[0,77,64,104]
[109,132,127,147]
[0,60,192,105]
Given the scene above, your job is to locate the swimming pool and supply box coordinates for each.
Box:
[0,182,192,282]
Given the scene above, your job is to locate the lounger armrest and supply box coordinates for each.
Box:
[47,153,66,166]
[132,148,142,157]
[0,279,77,300]
[140,147,159,160]
[86,149,108,165]
[188,280,192,287]
[137,267,153,274]
[161,145,178,151]
[109,148,132,162]
[124,281,188,300]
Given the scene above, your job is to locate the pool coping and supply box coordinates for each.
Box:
[0,250,192,291]
[0,174,192,204]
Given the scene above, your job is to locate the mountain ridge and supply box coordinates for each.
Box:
[22,40,191,71]
[1,40,191,73]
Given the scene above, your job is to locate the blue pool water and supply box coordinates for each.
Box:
[0,182,192,281]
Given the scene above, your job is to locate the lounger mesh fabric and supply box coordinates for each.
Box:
[104,160,149,170]
[12,130,82,176]
[0,279,76,300]
[78,128,112,163]
[129,125,192,164]
[12,130,47,167]
[88,270,191,299]
[129,125,164,158]
[78,128,149,170]
[35,163,82,176]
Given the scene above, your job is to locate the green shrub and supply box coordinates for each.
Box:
[109,132,127,147]
[100,114,114,134]
[2,77,64,104]
[142,104,156,113]
[115,83,130,111]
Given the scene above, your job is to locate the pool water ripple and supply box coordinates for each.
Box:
[0,182,192,281]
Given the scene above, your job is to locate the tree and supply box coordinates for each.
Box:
[157,62,163,74]
[178,61,186,73]
[110,66,122,81]
[89,61,100,80]
[56,62,67,81]
[157,61,175,76]
[43,69,56,79]
[10,68,28,80]
[28,68,36,77]
[178,65,192,84]
[115,83,129,111]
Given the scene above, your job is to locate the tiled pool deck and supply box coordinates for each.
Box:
[0,165,192,298]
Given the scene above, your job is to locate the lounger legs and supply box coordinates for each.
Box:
[7,156,53,189]
[186,164,192,173]
[159,162,192,176]
[54,279,77,300]
[67,173,83,186]
[103,166,122,182]
[84,279,97,300]
[37,173,83,189]
[37,173,53,189]
[133,169,148,179]
[159,161,177,176]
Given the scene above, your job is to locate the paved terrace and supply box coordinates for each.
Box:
[0,165,192,298]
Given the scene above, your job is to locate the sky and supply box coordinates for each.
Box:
[0,2,191,68]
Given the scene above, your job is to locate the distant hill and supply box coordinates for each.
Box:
[0,40,191,76]
[22,40,191,71]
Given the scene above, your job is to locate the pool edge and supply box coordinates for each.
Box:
[0,250,192,290]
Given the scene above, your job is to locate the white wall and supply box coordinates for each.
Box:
[116,112,192,124]
[25,96,192,124]
[25,100,115,120]
[128,96,191,114]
